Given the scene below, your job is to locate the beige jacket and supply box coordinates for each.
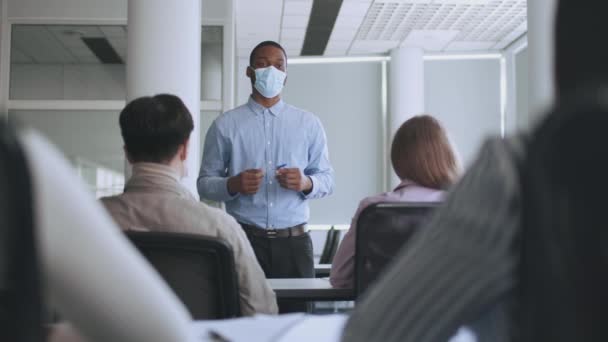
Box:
[101,163,278,316]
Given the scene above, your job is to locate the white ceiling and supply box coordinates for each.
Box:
[236,0,527,58]
[11,25,224,65]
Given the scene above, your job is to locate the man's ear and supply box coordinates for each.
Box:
[246,66,254,82]
[123,146,134,164]
[180,139,190,161]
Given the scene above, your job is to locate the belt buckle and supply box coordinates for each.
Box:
[266,229,278,238]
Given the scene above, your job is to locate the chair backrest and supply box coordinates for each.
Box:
[327,228,342,264]
[126,231,240,319]
[0,122,44,341]
[355,202,438,297]
[318,226,337,264]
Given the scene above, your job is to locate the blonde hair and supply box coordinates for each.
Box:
[391,115,458,189]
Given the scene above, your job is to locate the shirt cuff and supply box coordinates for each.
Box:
[222,177,240,201]
[301,175,317,199]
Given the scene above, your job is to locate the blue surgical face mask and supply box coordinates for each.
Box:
[252,66,287,98]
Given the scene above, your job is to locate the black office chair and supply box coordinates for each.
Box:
[126,231,240,319]
[320,226,342,265]
[354,202,438,297]
[0,121,44,341]
[318,226,337,265]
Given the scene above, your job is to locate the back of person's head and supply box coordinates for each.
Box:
[555,0,608,96]
[119,94,193,164]
[519,95,608,342]
[391,115,458,189]
[518,0,608,339]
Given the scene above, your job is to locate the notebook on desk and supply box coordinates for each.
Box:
[192,314,347,342]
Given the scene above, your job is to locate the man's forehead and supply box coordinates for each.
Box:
[254,55,285,60]
[254,46,286,59]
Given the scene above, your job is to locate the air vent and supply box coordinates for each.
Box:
[81,37,123,64]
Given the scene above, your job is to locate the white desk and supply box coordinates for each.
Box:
[268,278,354,301]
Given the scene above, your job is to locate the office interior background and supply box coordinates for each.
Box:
[0,0,541,254]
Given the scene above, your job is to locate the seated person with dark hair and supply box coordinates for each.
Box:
[330,115,460,289]
[101,94,277,316]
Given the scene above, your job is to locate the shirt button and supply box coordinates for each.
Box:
[267,141,270,145]
[268,161,272,164]
[270,203,274,207]
[269,181,273,185]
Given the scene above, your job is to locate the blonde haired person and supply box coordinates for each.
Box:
[330,115,459,289]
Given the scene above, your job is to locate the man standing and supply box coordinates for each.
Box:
[198,41,334,310]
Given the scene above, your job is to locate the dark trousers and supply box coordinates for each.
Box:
[242,227,314,313]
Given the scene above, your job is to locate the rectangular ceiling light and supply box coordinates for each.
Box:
[301,0,344,56]
[81,37,123,64]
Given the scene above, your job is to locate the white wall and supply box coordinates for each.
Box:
[282,62,384,225]
[425,58,502,168]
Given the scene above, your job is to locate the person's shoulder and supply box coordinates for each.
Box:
[478,134,527,168]
[187,201,243,234]
[214,103,252,126]
[283,103,317,120]
[99,194,122,208]
[357,192,393,212]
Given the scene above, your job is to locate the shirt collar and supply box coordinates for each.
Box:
[394,179,415,192]
[131,162,180,181]
[125,162,193,199]
[247,96,285,117]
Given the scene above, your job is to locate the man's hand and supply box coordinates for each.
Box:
[276,168,312,193]
[228,169,264,195]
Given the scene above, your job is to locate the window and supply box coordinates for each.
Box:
[9,24,225,196]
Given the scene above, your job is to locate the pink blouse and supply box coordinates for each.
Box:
[329,180,445,289]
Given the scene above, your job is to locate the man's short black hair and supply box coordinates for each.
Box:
[119,94,194,163]
[249,41,287,67]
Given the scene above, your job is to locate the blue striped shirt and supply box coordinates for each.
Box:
[197,97,334,229]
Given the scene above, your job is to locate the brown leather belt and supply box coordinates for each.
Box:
[240,222,308,238]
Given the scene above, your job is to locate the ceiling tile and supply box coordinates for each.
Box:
[444,41,496,51]
[282,15,310,28]
[401,30,460,51]
[10,48,34,63]
[99,26,126,38]
[12,25,77,64]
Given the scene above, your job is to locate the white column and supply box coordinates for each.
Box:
[388,47,425,189]
[127,0,201,198]
[223,0,236,111]
[527,0,558,125]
